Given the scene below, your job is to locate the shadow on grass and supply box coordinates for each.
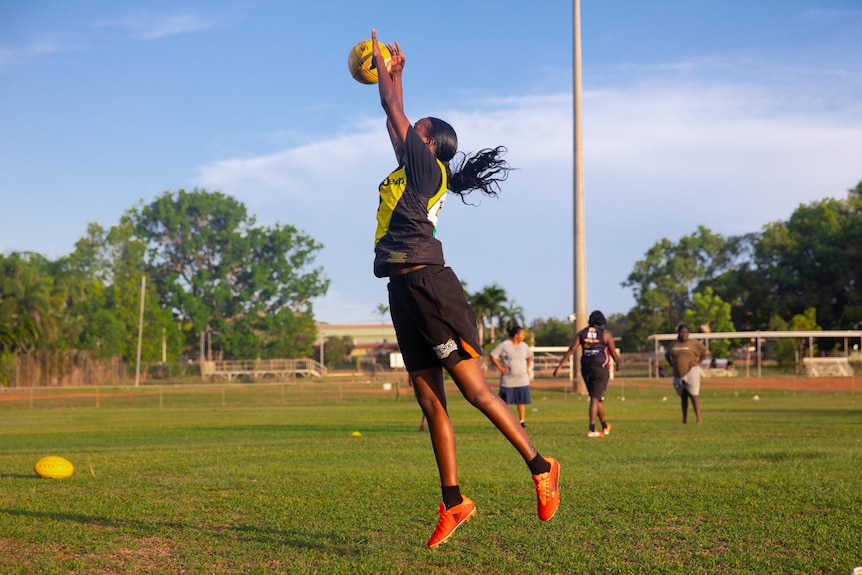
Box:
[0,507,361,554]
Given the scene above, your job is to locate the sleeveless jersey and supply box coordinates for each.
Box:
[578,326,610,371]
[374,126,447,278]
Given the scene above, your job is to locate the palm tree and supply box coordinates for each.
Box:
[0,252,63,352]
[374,302,390,322]
[499,300,526,334]
[374,302,391,354]
[469,284,508,346]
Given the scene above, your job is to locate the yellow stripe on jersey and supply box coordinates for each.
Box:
[375,161,448,246]
[375,166,407,245]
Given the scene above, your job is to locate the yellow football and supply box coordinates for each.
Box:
[34,455,75,479]
[347,39,391,84]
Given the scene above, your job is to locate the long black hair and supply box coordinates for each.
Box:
[426,117,513,202]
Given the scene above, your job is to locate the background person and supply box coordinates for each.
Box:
[490,325,534,428]
[665,324,708,424]
[369,31,560,549]
[553,311,621,437]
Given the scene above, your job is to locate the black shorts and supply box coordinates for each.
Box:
[582,367,609,400]
[387,265,483,372]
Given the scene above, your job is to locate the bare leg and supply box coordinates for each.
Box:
[691,395,702,424]
[448,358,538,462]
[410,367,458,486]
[596,400,606,425]
[589,398,600,427]
[517,403,526,423]
[680,390,689,423]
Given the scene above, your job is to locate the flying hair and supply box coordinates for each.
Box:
[423,117,514,203]
[448,147,512,202]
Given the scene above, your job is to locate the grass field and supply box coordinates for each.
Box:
[1,379,860,574]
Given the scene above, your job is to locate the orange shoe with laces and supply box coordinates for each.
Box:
[426,496,476,548]
[532,457,560,521]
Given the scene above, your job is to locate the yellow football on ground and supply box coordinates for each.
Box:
[34,456,75,479]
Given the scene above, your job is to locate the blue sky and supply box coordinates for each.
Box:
[2,1,861,325]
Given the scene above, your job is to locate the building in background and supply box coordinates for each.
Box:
[316,323,401,368]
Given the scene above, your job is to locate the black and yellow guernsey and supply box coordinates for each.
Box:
[374,126,448,278]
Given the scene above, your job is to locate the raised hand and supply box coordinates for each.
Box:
[386,41,404,75]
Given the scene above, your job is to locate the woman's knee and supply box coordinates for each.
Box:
[462,385,498,411]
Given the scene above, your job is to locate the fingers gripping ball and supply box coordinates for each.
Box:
[34,456,75,479]
[348,39,391,84]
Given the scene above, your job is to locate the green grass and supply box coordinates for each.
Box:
[1,383,860,574]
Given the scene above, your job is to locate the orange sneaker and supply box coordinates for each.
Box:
[532,457,560,521]
[602,423,612,436]
[426,496,476,548]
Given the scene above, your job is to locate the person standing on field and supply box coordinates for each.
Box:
[665,324,708,424]
[490,325,534,428]
[368,30,560,549]
[553,310,621,437]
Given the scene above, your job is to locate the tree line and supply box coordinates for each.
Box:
[1,189,329,384]
[2,181,860,380]
[473,181,862,357]
[613,180,862,353]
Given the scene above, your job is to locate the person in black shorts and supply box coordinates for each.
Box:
[369,30,560,548]
[553,310,621,437]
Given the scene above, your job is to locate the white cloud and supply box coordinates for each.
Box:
[196,127,386,206]
[28,38,75,55]
[96,12,218,40]
[0,36,85,70]
[192,76,862,323]
[584,81,862,230]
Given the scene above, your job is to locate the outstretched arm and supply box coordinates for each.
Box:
[553,338,580,378]
[383,41,406,162]
[372,30,410,156]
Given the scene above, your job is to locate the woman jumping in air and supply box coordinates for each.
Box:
[369,30,560,548]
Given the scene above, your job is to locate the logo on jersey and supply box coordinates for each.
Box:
[386,251,408,264]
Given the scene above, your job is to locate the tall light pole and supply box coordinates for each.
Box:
[573,0,588,394]
[134,275,146,387]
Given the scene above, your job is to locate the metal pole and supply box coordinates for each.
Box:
[199,330,205,378]
[757,332,762,378]
[573,0,588,395]
[134,275,146,387]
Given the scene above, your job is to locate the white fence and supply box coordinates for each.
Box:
[802,357,855,377]
[201,358,324,381]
